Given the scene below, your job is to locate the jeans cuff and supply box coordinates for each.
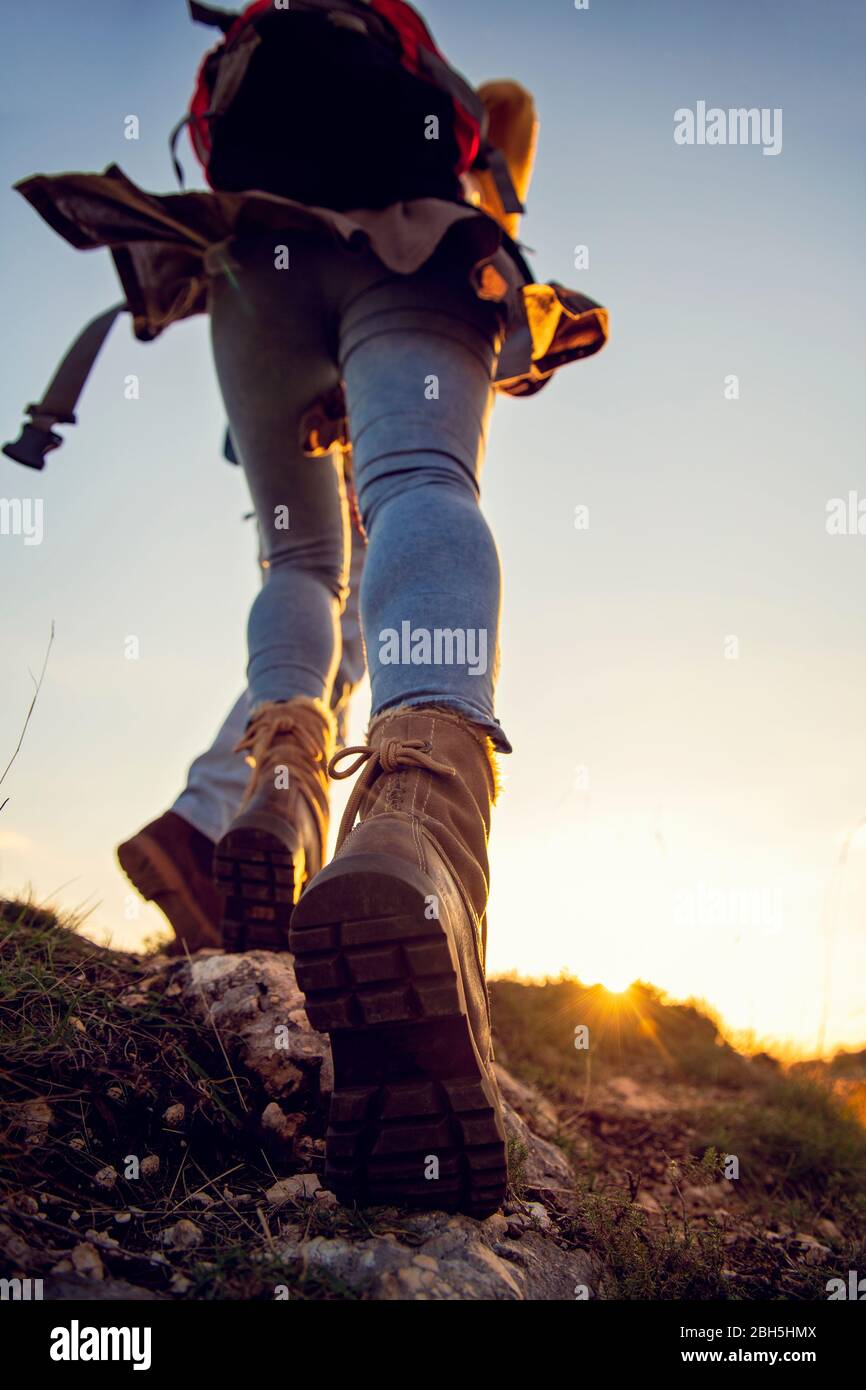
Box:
[373,695,512,753]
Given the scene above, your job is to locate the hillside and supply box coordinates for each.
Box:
[1,899,864,1301]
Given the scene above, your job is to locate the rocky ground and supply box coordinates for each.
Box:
[1,901,864,1300]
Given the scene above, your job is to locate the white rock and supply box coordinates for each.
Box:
[70,1242,105,1281]
[525,1202,554,1232]
[162,1219,203,1251]
[265,1174,321,1206]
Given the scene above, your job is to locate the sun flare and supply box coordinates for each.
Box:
[599,972,635,996]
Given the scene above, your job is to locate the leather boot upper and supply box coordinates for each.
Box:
[328,705,498,1059]
[234,697,335,882]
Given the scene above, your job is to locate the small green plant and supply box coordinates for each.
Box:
[187,1245,358,1301]
[566,1180,728,1300]
[506,1135,529,1202]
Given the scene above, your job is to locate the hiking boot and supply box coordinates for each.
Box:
[289,706,507,1217]
[117,811,221,954]
[214,697,334,952]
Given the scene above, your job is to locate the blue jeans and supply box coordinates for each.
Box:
[208,229,511,753]
[171,525,366,843]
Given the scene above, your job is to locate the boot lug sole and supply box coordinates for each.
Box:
[214,821,302,953]
[290,854,506,1218]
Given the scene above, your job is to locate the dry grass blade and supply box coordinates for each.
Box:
[0,621,55,811]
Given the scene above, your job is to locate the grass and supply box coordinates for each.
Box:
[0,898,287,1296]
[489,976,751,1102]
[505,1135,529,1203]
[490,972,866,1299]
[185,1244,360,1301]
[701,1072,866,1222]
[569,1186,729,1301]
[0,897,252,1187]
[3,898,866,1301]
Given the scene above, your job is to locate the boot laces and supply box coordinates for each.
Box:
[329,738,456,850]
[234,709,328,803]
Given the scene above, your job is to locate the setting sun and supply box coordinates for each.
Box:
[600,973,635,996]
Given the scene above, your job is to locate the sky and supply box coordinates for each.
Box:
[1,1,864,1055]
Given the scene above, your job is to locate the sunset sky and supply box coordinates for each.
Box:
[1,0,864,1056]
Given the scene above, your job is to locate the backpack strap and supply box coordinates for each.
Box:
[208,19,263,118]
[411,43,525,213]
[169,113,196,186]
[477,141,525,217]
[2,302,127,470]
[414,44,487,140]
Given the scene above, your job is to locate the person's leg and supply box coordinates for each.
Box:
[210,245,349,712]
[170,518,367,843]
[207,232,354,946]
[117,483,367,952]
[171,690,251,843]
[290,261,509,1216]
[340,269,510,751]
[117,691,250,955]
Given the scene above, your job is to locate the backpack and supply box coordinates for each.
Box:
[174,0,523,214]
